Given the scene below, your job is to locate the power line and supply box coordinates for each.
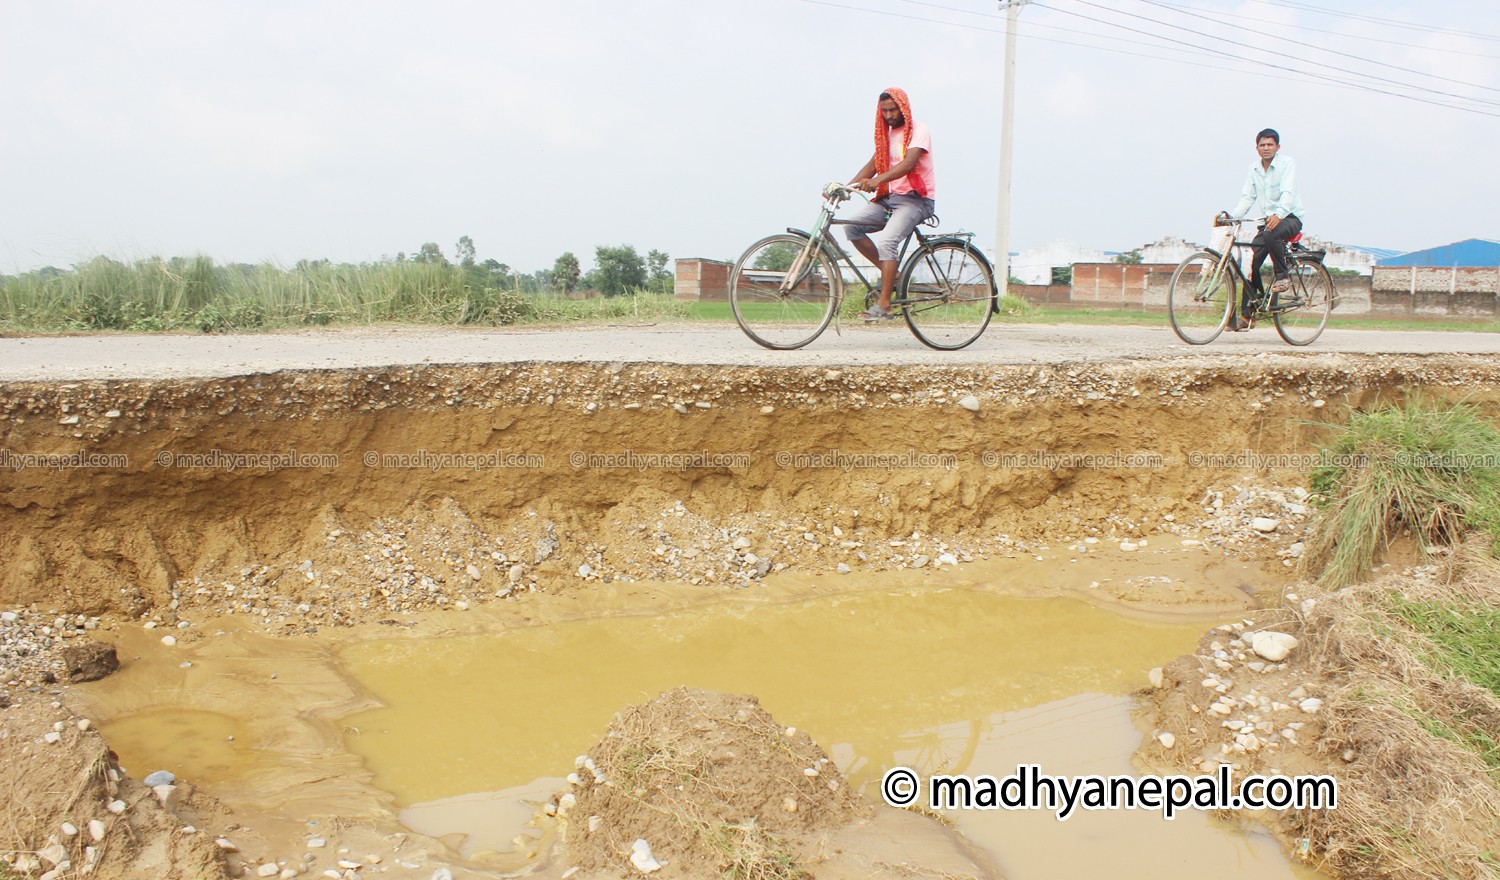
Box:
[1147,0,1500,61]
[1133,0,1500,95]
[796,0,1500,118]
[1061,0,1500,109]
[798,0,1374,89]
[1250,0,1500,45]
[1032,0,1500,116]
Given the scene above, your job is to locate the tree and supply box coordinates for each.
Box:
[752,241,799,271]
[1051,266,1073,285]
[412,242,448,265]
[1114,249,1143,264]
[588,244,647,297]
[647,249,672,294]
[552,252,581,293]
[455,235,476,269]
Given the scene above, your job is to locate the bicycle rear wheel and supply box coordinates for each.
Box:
[1274,258,1335,346]
[1168,251,1235,345]
[898,241,996,350]
[729,234,839,350]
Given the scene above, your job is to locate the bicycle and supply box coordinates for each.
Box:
[729,182,998,351]
[1167,214,1336,346]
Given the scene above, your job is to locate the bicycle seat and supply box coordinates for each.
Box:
[1287,231,1303,244]
[922,214,940,228]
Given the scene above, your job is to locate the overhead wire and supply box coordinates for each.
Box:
[1145,0,1500,61]
[1030,0,1500,117]
[799,0,1401,93]
[1132,0,1500,95]
[1059,0,1500,109]
[796,0,1500,118]
[1249,0,1500,44]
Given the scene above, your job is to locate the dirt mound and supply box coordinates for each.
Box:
[0,693,224,880]
[555,687,868,879]
[1137,549,1500,880]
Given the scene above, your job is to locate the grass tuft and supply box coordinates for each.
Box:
[1305,399,1500,589]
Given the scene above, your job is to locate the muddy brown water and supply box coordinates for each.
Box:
[81,554,1323,880]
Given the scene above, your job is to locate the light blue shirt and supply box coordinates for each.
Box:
[1232,154,1304,221]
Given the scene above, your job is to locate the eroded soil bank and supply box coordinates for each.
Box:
[3,354,1499,879]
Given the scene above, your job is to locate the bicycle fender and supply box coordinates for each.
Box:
[785,227,846,262]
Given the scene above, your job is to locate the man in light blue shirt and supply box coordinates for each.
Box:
[1226,128,1304,330]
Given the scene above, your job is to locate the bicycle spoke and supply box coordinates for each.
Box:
[729,234,838,350]
[899,242,995,350]
[1169,251,1235,344]
[1273,258,1333,346]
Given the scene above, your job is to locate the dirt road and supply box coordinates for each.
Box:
[3,321,1498,381]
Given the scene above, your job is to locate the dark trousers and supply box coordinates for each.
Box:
[1247,214,1302,292]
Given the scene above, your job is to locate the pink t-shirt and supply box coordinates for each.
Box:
[887,120,935,199]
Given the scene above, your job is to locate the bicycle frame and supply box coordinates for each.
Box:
[777,190,945,317]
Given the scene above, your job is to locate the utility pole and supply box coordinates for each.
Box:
[996,0,1030,301]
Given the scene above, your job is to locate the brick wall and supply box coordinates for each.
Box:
[674,258,733,301]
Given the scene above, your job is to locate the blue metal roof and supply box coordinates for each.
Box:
[1377,238,1500,267]
[1336,243,1406,261]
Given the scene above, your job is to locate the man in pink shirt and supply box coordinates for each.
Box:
[846,87,936,321]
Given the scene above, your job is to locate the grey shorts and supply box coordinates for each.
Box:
[843,193,936,262]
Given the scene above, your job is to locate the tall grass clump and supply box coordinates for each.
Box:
[1306,399,1500,589]
[0,256,691,333]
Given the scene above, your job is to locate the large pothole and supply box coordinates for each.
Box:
[4,356,1499,880]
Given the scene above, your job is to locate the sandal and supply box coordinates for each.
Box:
[1227,314,1254,332]
[859,305,895,322]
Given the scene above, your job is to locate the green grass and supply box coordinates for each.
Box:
[1307,400,1500,589]
[1388,596,1500,699]
[1387,594,1500,776]
[9,257,1500,335]
[0,256,689,333]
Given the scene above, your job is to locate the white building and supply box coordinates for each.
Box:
[1011,240,1111,284]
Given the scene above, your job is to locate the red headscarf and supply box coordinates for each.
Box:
[873,87,925,199]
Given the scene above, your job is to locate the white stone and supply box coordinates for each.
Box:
[1157,732,1176,748]
[937,552,958,567]
[1148,667,1164,688]
[1120,541,1138,552]
[1250,517,1279,533]
[161,635,177,647]
[307,838,326,848]
[629,839,663,873]
[38,844,68,867]
[216,838,239,852]
[89,819,105,841]
[1251,631,1299,663]
[1299,698,1324,714]
[465,564,482,580]
[957,394,980,412]
[61,822,79,837]
[257,864,281,877]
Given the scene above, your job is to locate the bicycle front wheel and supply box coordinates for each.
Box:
[898,241,996,350]
[1274,258,1335,346]
[1168,251,1236,345]
[729,233,839,350]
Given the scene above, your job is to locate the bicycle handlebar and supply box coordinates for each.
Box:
[823,181,873,204]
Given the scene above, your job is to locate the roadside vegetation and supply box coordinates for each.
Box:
[1306,399,1500,589]
[6,245,1500,334]
[0,238,683,333]
[1295,550,1500,880]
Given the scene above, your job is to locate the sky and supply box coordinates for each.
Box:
[2,0,1498,275]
